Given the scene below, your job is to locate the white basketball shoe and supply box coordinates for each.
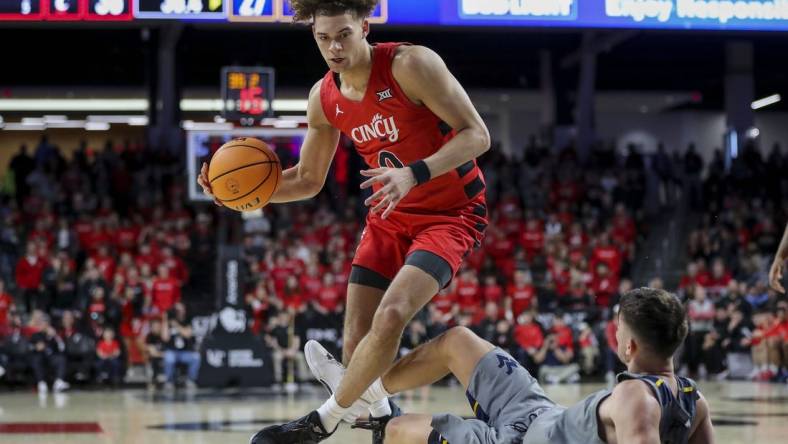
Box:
[304,340,370,423]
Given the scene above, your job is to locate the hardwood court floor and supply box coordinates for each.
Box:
[0,381,786,443]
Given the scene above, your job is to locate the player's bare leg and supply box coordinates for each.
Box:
[382,326,494,392]
[333,265,439,410]
[356,327,495,444]
[304,283,385,423]
[343,283,385,364]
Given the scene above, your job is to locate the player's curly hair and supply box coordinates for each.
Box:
[288,0,378,22]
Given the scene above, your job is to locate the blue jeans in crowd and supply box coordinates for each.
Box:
[163,350,200,383]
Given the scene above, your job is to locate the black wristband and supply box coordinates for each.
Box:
[408,160,431,185]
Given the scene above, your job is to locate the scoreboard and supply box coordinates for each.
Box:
[0,0,132,20]
[221,66,276,123]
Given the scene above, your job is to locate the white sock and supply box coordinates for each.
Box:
[316,395,348,432]
[365,378,393,402]
[369,398,392,418]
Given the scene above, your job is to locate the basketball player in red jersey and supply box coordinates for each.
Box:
[198,0,490,442]
[199,0,490,443]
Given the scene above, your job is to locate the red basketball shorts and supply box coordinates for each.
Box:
[350,200,487,290]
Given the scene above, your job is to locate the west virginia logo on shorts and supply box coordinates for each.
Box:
[496,354,519,376]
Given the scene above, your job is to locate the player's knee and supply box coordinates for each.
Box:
[372,305,409,338]
[443,326,478,351]
[383,416,408,443]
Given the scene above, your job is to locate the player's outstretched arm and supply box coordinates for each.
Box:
[393,45,491,178]
[607,380,661,444]
[769,222,788,293]
[269,80,341,203]
[688,392,715,444]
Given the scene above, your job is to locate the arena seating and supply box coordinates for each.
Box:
[0,136,786,391]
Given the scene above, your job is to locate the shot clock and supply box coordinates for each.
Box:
[221,67,276,125]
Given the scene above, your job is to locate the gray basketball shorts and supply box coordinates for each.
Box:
[431,348,557,444]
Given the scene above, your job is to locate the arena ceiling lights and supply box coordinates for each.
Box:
[0,98,309,113]
[751,94,782,110]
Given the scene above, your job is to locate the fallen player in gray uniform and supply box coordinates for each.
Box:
[305,287,716,444]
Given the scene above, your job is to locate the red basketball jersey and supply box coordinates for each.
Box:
[320,42,486,213]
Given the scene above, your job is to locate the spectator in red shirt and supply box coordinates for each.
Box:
[284,248,306,276]
[704,258,732,298]
[513,311,544,374]
[695,260,712,288]
[115,252,136,281]
[246,282,280,335]
[329,256,351,292]
[566,222,587,251]
[151,264,181,314]
[0,279,15,331]
[481,275,504,304]
[300,264,324,301]
[590,232,622,277]
[28,219,54,249]
[590,262,618,308]
[485,227,515,266]
[455,269,481,316]
[96,327,122,386]
[81,219,111,256]
[269,254,291,294]
[92,245,116,284]
[160,246,189,286]
[73,214,94,248]
[314,273,345,316]
[679,261,702,294]
[520,218,545,261]
[135,243,160,273]
[281,276,306,312]
[612,204,636,240]
[534,315,578,383]
[548,260,571,297]
[506,270,536,319]
[430,284,458,325]
[16,242,47,312]
[114,219,141,254]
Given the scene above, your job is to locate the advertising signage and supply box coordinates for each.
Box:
[0,0,786,31]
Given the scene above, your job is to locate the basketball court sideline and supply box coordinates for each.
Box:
[0,381,786,443]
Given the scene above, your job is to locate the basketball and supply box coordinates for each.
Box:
[208,137,282,212]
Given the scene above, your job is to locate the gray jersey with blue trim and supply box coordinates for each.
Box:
[523,372,699,444]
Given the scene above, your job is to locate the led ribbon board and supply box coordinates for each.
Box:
[0,0,785,30]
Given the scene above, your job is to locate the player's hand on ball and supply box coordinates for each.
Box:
[197,162,223,207]
[769,256,785,293]
[360,167,417,219]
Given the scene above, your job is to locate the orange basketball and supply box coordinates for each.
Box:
[208,137,282,212]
